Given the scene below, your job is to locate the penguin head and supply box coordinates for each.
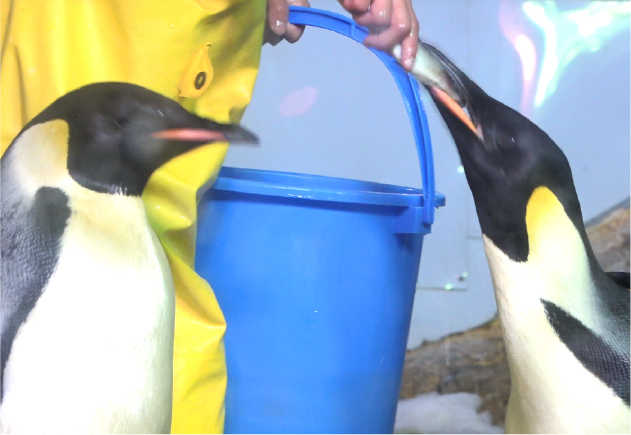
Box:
[421,44,584,261]
[22,82,258,196]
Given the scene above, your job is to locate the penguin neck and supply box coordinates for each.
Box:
[484,186,602,323]
[481,186,609,426]
[523,186,595,286]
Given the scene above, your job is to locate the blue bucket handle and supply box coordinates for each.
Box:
[288,6,437,232]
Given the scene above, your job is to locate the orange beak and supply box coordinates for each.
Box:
[151,129,228,142]
[430,87,478,137]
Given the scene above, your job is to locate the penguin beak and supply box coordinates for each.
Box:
[428,84,484,142]
[429,87,478,136]
[151,124,259,145]
[418,43,484,141]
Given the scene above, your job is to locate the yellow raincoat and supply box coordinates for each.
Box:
[1,1,266,432]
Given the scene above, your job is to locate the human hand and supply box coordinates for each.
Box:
[264,0,311,46]
[338,0,419,70]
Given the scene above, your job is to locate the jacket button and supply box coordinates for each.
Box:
[194,72,207,90]
[178,43,213,99]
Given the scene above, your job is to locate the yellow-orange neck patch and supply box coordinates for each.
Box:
[525,186,585,267]
[8,120,70,196]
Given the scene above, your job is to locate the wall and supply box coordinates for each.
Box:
[225,0,631,347]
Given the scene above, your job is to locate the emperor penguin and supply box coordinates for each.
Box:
[406,45,630,433]
[0,82,258,434]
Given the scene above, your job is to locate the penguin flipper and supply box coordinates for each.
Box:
[1,186,71,398]
[606,272,630,290]
[541,299,630,406]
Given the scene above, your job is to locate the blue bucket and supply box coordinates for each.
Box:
[195,7,445,434]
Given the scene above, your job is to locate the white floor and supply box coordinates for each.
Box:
[394,392,504,434]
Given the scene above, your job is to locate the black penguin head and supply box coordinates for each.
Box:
[24,82,258,196]
[421,44,584,261]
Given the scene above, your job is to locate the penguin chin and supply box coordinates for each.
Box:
[462,105,484,141]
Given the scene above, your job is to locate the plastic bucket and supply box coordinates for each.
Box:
[195,7,445,434]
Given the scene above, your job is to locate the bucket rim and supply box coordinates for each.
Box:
[211,166,445,209]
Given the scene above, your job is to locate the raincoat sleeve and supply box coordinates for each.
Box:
[1,1,266,432]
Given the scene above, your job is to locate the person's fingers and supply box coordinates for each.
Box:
[351,0,392,34]
[338,0,371,15]
[264,24,283,46]
[339,0,419,70]
[267,0,289,37]
[285,0,309,43]
[362,0,411,51]
[398,0,419,70]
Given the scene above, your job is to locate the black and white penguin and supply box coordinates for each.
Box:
[0,82,258,434]
[409,45,630,433]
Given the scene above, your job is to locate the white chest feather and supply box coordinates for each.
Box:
[483,187,629,433]
[1,121,175,433]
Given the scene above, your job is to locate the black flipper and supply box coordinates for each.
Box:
[542,299,630,406]
[1,180,71,399]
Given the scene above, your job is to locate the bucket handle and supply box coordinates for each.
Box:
[288,6,437,233]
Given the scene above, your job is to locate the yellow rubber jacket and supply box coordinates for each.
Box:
[1,1,265,432]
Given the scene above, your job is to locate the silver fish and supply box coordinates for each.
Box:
[392,42,464,106]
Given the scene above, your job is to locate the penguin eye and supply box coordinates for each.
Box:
[496,131,515,149]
